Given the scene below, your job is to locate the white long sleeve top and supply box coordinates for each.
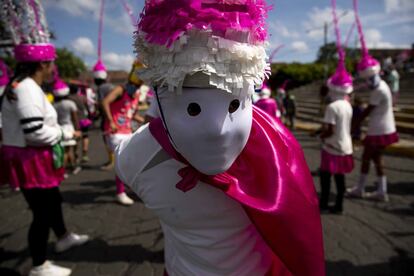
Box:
[1,77,72,147]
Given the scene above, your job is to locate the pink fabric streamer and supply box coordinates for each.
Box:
[353,0,368,57]
[353,0,379,73]
[149,106,325,276]
[344,22,355,48]
[98,0,105,60]
[268,44,284,64]
[119,0,136,26]
[138,0,271,47]
[328,0,352,88]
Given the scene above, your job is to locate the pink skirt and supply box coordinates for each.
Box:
[320,150,354,174]
[1,145,64,189]
[364,132,399,147]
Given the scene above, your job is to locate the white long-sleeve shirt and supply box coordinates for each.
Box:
[1,77,71,147]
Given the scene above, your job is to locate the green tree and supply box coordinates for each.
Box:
[55,48,86,79]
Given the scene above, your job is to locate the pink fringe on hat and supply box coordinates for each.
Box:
[138,0,270,47]
[0,59,9,87]
[135,0,271,93]
[353,0,380,78]
[327,0,353,94]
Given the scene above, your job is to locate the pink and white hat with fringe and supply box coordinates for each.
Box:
[257,82,271,98]
[53,78,70,97]
[0,59,9,88]
[327,0,353,94]
[353,0,380,79]
[93,60,108,80]
[1,0,56,62]
[135,0,271,94]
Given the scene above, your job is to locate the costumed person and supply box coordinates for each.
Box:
[53,77,81,177]
[101,61,145,205]
[0,59,10,187]
[94,0,116,170]
[387,63,399,107]
[116,1,324,275]
[0,1,89,275]
[254,82,281,121]
[68,83,92,164]
[276,80,288,117]
[319,0,354,214]
[346,0,399,202]
[283,89,296,129]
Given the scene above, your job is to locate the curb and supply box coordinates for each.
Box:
[295,121,414,158]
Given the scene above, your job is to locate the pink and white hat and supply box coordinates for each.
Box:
[327,0,353,94]
[257,82,272,98]
[93,59,108,80]
[135,0,271,94]
[53,78,70,97]
[0,59,9,88]
[1,0,56,63]
[353,0,380,79]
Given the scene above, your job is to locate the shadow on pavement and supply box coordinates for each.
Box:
[51,238,164,264]
[326,252,414,276]
[388,182,414,196]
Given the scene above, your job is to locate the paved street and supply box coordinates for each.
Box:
[1,129,413,276]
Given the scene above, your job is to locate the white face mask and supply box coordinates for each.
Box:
[157,85,253,175]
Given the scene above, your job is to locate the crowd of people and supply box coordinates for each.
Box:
[0,0,405,275]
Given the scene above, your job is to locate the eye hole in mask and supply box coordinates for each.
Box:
[187,102,201,116]
[228,99,240,114]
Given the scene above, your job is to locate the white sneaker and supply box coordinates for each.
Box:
[365,191,389,202]
[29,261,71,276]
[55,233,89,253]
[345,186,365,198]
[116,192,134,205]
[72,166,82,175]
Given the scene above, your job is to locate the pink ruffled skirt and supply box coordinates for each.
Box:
[1,145,64,189]
[320,150,354,174]
[364,132,399,147]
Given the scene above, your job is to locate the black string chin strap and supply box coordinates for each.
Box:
[154,86,178,149]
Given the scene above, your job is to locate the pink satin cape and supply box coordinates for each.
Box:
[149,106,325,276]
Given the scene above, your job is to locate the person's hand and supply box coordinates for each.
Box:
[73,130,82,138]
[110,121,118,133]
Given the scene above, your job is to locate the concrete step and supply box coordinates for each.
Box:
[395,112,414,123]
[396,121,414,135]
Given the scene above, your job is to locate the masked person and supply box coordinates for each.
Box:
[115,1,324,275]
[346,0,399,202]
[101,61,145,205]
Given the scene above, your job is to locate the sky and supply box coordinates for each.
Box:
[43,0,414,71]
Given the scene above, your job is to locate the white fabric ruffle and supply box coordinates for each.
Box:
[358,64,380,79]
[135,29,270,94]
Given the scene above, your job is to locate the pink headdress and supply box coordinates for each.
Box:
[93,59,108,80]
[0,0,56,62]
[52,65,69,97]
[0,59,10,87]
[327,0,353,94]
[53,78,70,97]
[353,0,380,78]
[135,0,271,93]
[93,0,108,80]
